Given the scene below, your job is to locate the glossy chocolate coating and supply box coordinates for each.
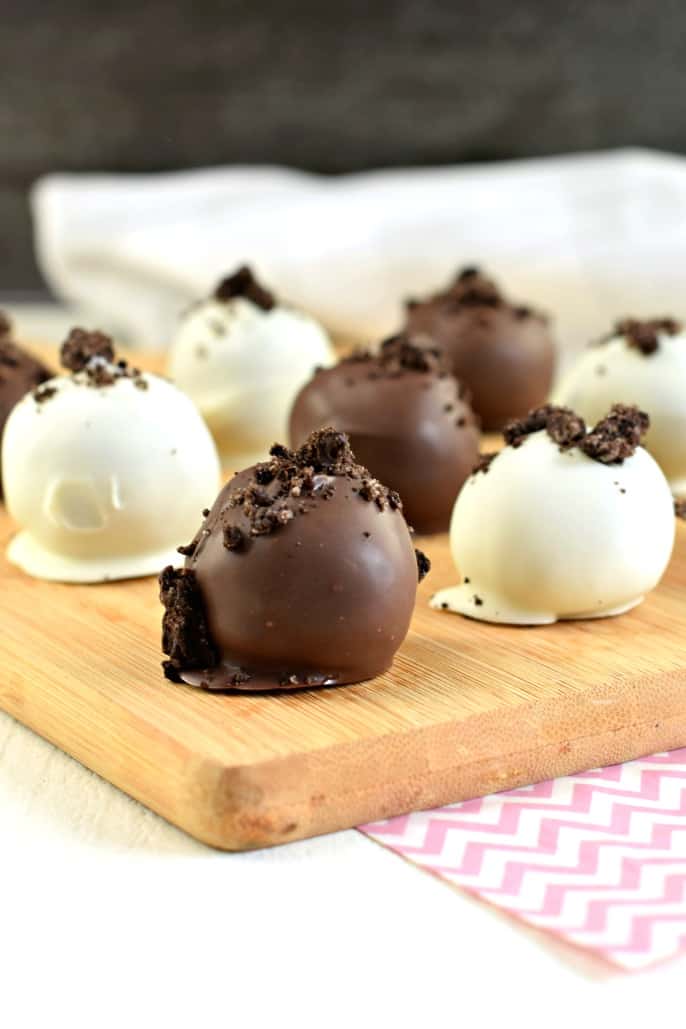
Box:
[161,430,423,691]
[405,269,555,430]
[0,322,51,498]
[289,336,480,533]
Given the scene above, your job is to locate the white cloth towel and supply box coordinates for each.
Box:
[31,149,686,359]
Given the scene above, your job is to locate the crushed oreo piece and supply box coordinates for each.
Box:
[176,540,197,557]
[32,384,57,405]
[339,334,446,378]
[377,333,445,373]
[59,327,148,390]
[449,268,501,307]
[159,566,218,678]
[223,524,245,551]
[415,549,431,582]
[220,428,403,544]
[457,266,480,281]
[214,266,275,311]
[229,670,251,687]
[61,328,115,371]
[504,405,586,451]
[582,404,649,464]
[606,317,682,355]
[503,403,648,465]
[409,266,545,324]
[474,452,498,475]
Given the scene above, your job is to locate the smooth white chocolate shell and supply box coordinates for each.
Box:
[167,297,334,466]
[431,431,675,625]
[3,372,220,583]
[555,331,686,494]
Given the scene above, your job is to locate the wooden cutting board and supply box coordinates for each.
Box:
[2,503,686,851]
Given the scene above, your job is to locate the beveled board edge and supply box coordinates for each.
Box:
[2,669,685,850]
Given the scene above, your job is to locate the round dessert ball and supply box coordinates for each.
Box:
[0,312,51,498]
[289,334,480,534]
[160,428,429,690]
[554,317,686,494]
[431,404,675,625]
[167,266,334,466]
[405,267,556,430]
[4,329,220,583]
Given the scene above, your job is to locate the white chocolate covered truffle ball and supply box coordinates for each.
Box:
[167,267,334,466]
[431,405,675,625]
[3,330,220,583]
[555,318,686,494]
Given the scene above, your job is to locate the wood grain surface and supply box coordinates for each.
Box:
[2,499,686,851]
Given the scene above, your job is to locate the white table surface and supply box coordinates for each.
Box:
[2,712,684,1029]
[2,301,684,1027]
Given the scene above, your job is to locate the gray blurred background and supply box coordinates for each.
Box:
[2,0,685,292]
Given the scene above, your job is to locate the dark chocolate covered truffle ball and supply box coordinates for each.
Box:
[160,428,429,691]
[289,334,480,533]
[0,313,51,498]
[405,268,555,430]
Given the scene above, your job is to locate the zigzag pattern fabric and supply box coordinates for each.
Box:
[360,749,686,971]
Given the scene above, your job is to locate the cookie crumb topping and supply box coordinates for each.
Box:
[603,317,682,355]
[159,566,218,680]
[214,266,275,311]
[502,403,649,465]
[60,328,149,391]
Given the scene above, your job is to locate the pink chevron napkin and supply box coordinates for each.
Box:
[360,749,686,972]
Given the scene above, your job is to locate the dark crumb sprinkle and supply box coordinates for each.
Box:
[176,540,197,557]
[504,404,586,451]
[202,508,210,518]
[582,404,649,463]
[59,327,148,390]
[448,267,501,307]
[340,333,446,377]
[33,383,57,405]
[620,488,626,494]
[473,452,498,475]
[159,566,218,678]
[363,531,371,538]
[674,498,686,519]
[456,416,466,427]
[602,317,682,356]
[61,327,114,370]
[503,403,649,464]
[230,670,251,687]
[593,316,680,354]
[213,265,275,311]
[222,524,245,551]
[473,595,484,606]
[415,549,431,582]
[464,577,470,583]
[441,602,449,610]
[444,403,454,413]
[220,428,403,544]
[409,266,546,324]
